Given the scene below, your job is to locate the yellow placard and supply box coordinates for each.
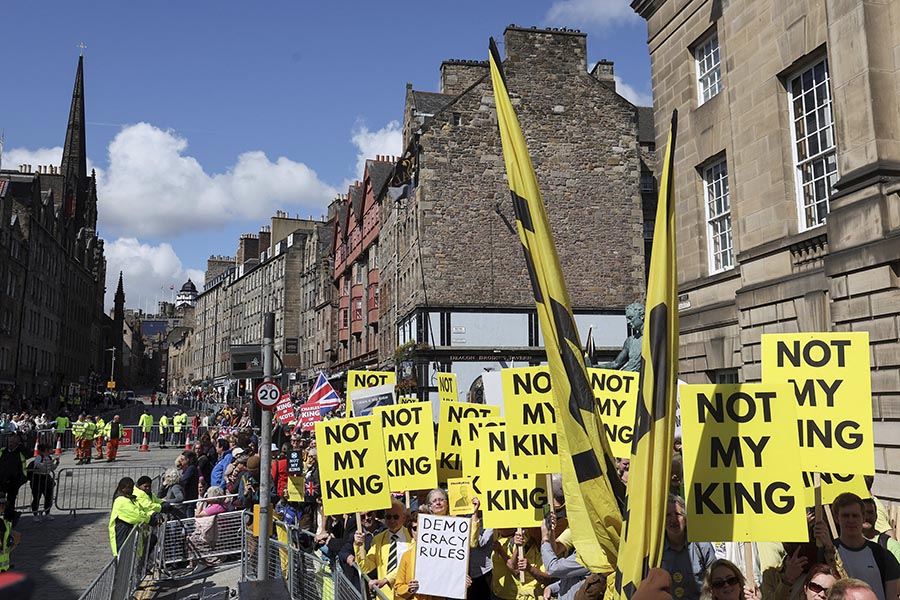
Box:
[374,403,437,493]
[438,373,458,402]
[448,477,475,516]
[285,475,305,502]
[107,381,116,389]
[681,383,809,542]
[801,472,870,506]
[397,396,424,404]
[475,418,545,529]
[347,370,396,395]
[588,368,639,458]
[437,401,499,482]
[460,416,505,507]
[761,333,874,474]
[501,367,561,474]
[315,416,392,516]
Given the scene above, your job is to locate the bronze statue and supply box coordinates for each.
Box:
[596,302,645,372]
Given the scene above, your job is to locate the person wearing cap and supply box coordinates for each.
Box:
[0,492,21,572]
[238,455,262,508]
[0,433,27,524]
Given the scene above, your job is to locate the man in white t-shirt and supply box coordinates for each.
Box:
[816,493,900,600]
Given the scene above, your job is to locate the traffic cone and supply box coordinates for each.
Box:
[33,437,40,457]
[184,432,192,451]
[54,435,63,455]
[140,432,150,452]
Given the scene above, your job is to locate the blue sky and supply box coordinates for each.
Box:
[1,1,651,313]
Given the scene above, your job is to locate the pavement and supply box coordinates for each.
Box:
[7,400,243,600]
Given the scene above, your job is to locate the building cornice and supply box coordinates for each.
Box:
[631,0,665,19]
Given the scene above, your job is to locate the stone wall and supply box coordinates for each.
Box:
[393,25,646,323]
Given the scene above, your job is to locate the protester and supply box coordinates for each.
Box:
[108,477,152,556]
[355,499,411,599]
[861,497,900,564]
[700,559,758,600]
[802,564,839,600]
[826,579,878,600]
[662,494,716,600]
[394,510,443,600]
[816,493,900,600]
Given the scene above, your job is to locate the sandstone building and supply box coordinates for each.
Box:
[632,0,900,498]
[377,25,654,400]
[190,214,332,396]
[0,56,108,402]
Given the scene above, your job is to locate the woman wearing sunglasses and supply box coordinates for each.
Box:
[802,565,838,600]
[701,559,759,600]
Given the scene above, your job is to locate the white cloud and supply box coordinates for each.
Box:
[98,123,338,238]
[545,0,641,28]
[2,146,63,171]
[613,75,653,106]
[350,120,402,180]
[104,237,204,313]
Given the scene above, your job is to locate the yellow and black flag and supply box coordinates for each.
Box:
[614,112,679,599]
[489,38,626,574]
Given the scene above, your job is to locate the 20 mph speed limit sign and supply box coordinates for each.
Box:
[254,381,283,410]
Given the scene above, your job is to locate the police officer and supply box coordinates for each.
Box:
[159,412,170,448]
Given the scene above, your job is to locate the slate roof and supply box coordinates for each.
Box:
[367,161,393,201]
[412,90,455,115]
[637,106,656,145]
[348,185,363,226]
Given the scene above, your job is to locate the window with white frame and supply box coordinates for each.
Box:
[704,159,734,273]
[788,59,837,230]
[695,32,722,104]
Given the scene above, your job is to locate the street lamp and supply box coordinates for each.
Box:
[105,347,116,390]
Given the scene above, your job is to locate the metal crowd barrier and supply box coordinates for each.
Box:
[239,520,370,600]
[77,524,151,600]
[155,507,245,576]
[55,465,168,515]
[14,471,56,515]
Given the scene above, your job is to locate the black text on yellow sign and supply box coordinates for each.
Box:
[438,373,458,403]
[589,368,639,456]
[681,384,808,542]
[476,419,546,529]
[375,403,437,492]
[501,367,560,474]
[315,416,392,516]
[437,402,499,481]
[761,333,873,474]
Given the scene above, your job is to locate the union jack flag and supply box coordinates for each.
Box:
[308,371,341,410]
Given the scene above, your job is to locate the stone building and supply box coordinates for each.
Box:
[377,25,654,399]
[191,214,332,396]
[332,157,393,373]
[632,0,900,498]
[0,56,107,402]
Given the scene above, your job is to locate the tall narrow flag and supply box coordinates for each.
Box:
[489,39,625,574]
[614,111,679,599]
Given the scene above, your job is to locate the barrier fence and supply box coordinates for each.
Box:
[155,506,245,577]
[77,524,151,600]
[55,465,168,515]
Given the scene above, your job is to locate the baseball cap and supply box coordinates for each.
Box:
[232,447,245,457]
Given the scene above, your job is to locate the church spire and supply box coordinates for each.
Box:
[61,55,87,220]
[115,271,125,310]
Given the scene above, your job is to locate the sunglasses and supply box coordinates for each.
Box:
[385,514,402,521]
[807,582,830,595]
[712,577,740,589]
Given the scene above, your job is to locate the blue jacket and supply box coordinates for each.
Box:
[210,452,234,488]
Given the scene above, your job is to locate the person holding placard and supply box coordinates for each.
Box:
[661,494,716,600]
[394,511,442,600]
[467,497,495,600]
[355,499,412,600]
[539,509,592,600]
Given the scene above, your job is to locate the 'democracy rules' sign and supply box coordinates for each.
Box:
[315,416,392,516]
[415,515,470,599]
[681,383,808,542]
[761,332,874,474]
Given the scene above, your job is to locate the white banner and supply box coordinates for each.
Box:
[414,515,470,600]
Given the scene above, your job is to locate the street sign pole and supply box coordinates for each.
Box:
[257,312,275,580]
